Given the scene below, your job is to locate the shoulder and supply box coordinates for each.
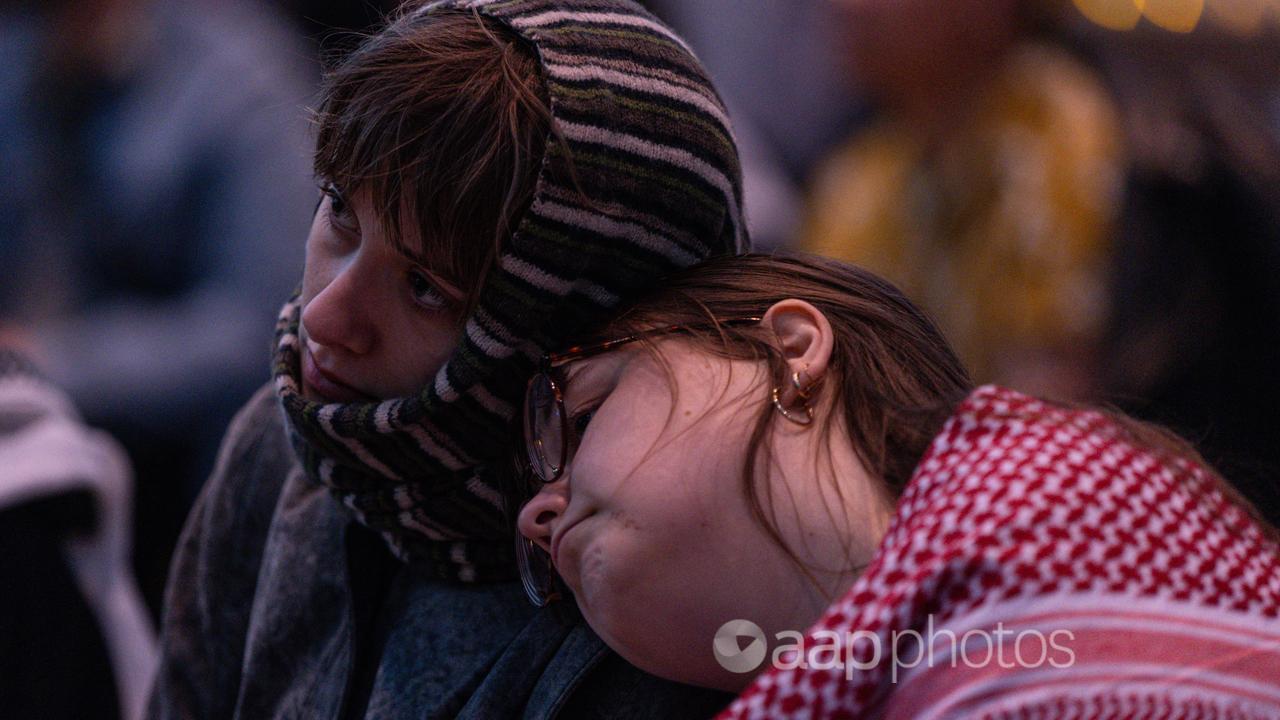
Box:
[800,123,918,263]
[897,385,1165,549]
[890,385,1279,612]
[810,124,917,201]
[164,382,296,624]
[188,383,295,556]
[151,383,296,718]
[0,349,131,512]
[720,387,1280,718]
[214,382,293,480]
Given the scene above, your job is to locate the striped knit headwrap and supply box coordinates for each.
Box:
[273,0,747,582]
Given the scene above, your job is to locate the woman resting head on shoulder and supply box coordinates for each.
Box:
[514,253,1280,718]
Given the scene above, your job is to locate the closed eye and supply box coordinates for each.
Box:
[571,408,596,440]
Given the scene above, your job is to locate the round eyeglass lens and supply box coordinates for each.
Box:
[525,373,564,481]
[515,533,558,606]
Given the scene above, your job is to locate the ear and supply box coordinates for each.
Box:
[761,299,834,408]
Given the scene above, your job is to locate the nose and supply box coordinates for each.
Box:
[300,267,375,355]
[517,480,569,555]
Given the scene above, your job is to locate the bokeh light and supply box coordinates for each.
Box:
[1070,0,1280,32]
[1072,0,1144,30]
[1138,0,1206,32]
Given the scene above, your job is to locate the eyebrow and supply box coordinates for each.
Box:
[392,243,432,269]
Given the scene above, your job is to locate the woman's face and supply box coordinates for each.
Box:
[517,336,876,691]
[298,185,464,402]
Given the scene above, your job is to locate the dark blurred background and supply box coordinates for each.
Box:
[0,0,1276,717]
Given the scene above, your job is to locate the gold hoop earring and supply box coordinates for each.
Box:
[771,386,814,425]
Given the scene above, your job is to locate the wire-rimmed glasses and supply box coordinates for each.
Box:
[516,317,763,606]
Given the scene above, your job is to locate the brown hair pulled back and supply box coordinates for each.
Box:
[587,252,1279,576]
[590,253,974,571]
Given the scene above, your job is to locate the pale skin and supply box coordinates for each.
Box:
[298,185,465,403]
[518,300,896,691]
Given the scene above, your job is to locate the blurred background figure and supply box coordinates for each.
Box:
[645,0,860,179]
[803,0,1125,402]
[0,342,155,720]
[799,0,1280,522]
[0,0,315,615]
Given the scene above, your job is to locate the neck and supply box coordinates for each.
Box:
[770,420,895,620]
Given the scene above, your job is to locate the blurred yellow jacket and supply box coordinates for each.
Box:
[802,44,1124,388]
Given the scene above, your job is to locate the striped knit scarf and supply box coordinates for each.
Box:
[274,0,746,582]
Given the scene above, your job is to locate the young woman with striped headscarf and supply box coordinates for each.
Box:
[149,2,748,718]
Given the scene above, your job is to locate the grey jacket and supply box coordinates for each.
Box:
[148,385,733,719]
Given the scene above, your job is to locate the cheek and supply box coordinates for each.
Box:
[573,511,737,682]
[384,324,457,392]
[569,380,760,592]
[575,384,751,507]
[569,450,758,680]
[564,359,773,676]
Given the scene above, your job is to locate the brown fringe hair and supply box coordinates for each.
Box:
[312,6,554,314]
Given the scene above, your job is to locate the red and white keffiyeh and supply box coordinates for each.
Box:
[720,386,1280,720]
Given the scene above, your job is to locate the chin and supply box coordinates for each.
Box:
[299,378,334,404]
[626,644,751,693]
[586,608,746,692]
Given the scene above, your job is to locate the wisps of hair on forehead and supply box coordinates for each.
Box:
[311,5,553,312]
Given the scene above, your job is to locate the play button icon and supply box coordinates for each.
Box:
[713,619,768,673]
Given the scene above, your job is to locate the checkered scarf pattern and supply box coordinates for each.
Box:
[720,386,1280,719]
[273,0,746,582]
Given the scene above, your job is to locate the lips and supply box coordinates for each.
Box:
[551,512,589,573]
[302,347,376,403]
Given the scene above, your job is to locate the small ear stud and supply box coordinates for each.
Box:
[792,370,812,401]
